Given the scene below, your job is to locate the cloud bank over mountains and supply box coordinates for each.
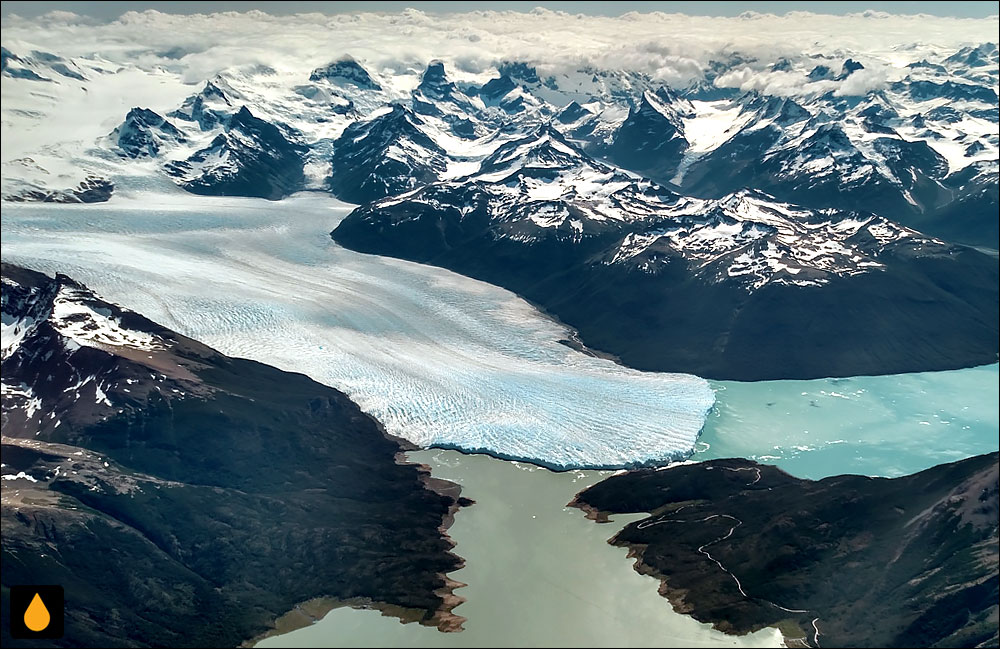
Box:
[2,7,998,91]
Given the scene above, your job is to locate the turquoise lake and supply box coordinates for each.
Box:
[699,363,998,479]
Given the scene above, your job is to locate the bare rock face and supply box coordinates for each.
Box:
[3,174,114,203]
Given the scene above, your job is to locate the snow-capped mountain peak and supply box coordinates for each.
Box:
[164,105,308,200]
[476,125,599,178]
[111,107,187,158]
[944,42,999,69]
[169,79,237,130]
[1,264,201,438]
[327,103,450,202]
[3,40,996,246]
[410,60,488,139]
[309,56,383,90]
[1,46,88,83]
[417,60,456,100]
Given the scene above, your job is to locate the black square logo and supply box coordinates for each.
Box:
[9,585,64,639]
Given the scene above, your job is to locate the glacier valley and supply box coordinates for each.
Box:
[4,192,998,472]
[1,192,716,470]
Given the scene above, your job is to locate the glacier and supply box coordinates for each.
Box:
[1,191,715,470]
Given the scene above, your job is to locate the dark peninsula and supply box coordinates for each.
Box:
[572,454,999,648]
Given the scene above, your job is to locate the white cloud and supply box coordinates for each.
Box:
[834,66,889,97]
[0,8,995,89]
[714,63,889,99]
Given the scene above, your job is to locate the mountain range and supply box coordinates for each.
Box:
[3,43,996,246]
[2,43,997,380]
[332,125,998,379]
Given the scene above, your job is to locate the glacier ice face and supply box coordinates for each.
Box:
[1,193,714,469]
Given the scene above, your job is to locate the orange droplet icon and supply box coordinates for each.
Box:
[24,592,51,632]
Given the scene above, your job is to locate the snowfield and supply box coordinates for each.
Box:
[1,192,715,470]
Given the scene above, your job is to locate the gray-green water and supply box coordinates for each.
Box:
[258,449,784,648]
[260,365,998,647]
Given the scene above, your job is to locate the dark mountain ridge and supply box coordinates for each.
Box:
[572,452,1000,648]
[0,263,469,648]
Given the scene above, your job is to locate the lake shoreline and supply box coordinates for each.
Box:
[565,495,794,646]
[246,443,472,648]
[570,454,1000,648]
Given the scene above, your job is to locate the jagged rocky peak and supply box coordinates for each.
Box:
[770,57,793,72]
[228,105,288,141]
[945,42,1000,68]
[966,140,988,155]
[646,86,694,116]
[70,176,115,203]
[410,60,483,138]
[170,78,236,130]
[124,107,170,125]
[682,78,738,101]
[605,86,692,182]
[839,58,865,78]
[346,102,438,145]
[907,58,948,73]
[744,92,810,124]
[703,52,756,82]
[856,92,899,120]
[164,105,307,200]
[479,73,517,101]
[870,136,949,183]
[808,63,833,80]
[326,103,449,203]
[308,56,382,90]
[556,101,594,124]
[774,98,810,123]
[900,77,998,104]
[477,71,514,95]
[498,61,542,85]
[803,122,855,150]
[112,107,185,158]
[475,61,553,115]
[417,59,456,98]
[3,172,114,204]
[478,124,594,175]
[201,79,232,101]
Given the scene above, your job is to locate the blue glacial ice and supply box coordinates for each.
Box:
[1,193,715,470]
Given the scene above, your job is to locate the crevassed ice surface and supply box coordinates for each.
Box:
[0,192,713,470]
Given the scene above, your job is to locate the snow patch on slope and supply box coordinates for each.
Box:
[51,285,161,351]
